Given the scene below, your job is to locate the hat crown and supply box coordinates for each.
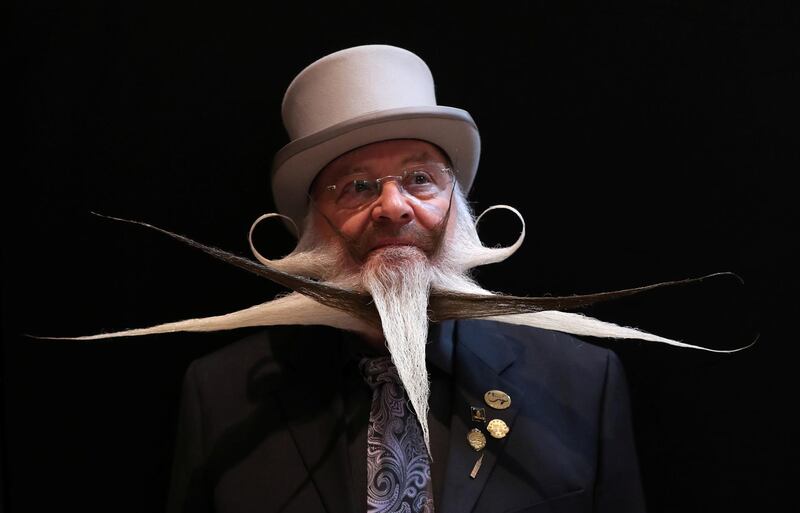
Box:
[282,45,438,140]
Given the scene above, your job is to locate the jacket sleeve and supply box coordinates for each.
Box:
[166,361,214,513]
[594,350,647,512]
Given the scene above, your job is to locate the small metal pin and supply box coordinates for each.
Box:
[486,418,510,439]
[470,452,485,479]
[467,428,487,451]
[470,406,486,423]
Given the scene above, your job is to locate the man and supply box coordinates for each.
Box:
[163,45,647,513]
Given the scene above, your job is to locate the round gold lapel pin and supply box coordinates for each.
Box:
[486,419,510,439]
[484,390,511,410]
[467,428,487,451]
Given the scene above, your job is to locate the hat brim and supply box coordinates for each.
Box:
[271,105,480,234]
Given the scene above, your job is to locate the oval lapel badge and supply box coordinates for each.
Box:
[484,389,511,410]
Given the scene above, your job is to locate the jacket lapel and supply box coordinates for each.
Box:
[440,320,525,513]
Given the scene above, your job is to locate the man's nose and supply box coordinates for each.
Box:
[370,181,414,225]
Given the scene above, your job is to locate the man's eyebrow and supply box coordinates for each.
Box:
[401,152,432,165]
[343,152,433,175]
[341,150,433,176]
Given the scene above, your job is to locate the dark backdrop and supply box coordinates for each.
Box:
[5,1,795,512]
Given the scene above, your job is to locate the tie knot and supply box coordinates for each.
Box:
[359,355,401,389]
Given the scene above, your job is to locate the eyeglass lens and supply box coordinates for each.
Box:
[332,164,452,208]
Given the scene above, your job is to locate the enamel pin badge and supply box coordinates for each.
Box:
[484,389,511,410]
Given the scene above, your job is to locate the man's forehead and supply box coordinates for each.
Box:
[349,151,437,171]
[321,139,449,178]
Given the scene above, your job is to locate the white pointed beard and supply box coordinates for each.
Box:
[361,245,434,455]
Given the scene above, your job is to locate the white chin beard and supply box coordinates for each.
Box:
[360,245,435,456]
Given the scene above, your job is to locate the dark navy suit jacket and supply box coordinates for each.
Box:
[166,319,646,513]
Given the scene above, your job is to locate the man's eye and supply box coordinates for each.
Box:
[409,172,432,184]
[353,180,372,193]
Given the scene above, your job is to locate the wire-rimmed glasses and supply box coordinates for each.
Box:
[315,163,455,210]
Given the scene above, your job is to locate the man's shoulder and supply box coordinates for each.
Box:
[455,318,615,378]
[455,319,623,412]
[457,318,610,357]
[186,324,344,386]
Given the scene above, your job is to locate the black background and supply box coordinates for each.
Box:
[5,1,796,512]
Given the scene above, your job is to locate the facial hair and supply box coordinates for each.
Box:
[360,245,435,452]
[32,193,751,459]
[36,197,749,351]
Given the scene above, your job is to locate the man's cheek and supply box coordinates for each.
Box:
[411,199,449,226]
[338,214,372,241]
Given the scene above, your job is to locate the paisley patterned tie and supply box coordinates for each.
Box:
[359,356,435,513]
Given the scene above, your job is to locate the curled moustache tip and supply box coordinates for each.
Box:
[674,333,759,353]
[89,210,149,228]
[716,332,759,353]
[248,212,299,266]
[474,204,526,260]
[23,331,132,341]
[704,271,746,285]
[89,210,120,221]
[88,211,195,244]
[23,333,66,341]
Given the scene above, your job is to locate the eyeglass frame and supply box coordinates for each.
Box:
[309,163,457,210]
